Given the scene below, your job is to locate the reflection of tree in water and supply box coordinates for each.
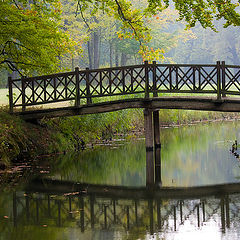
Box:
[51,140,146,186]
[1,180,240,240]
[160,121,240,186]
[50,121,240,187]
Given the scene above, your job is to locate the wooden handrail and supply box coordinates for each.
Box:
[9,61,240,112]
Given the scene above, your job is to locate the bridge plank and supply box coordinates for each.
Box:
[14,96,240,120]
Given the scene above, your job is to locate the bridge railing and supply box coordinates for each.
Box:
[10,190,239,232]
[8,61,240,112]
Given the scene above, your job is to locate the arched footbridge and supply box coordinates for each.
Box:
[8,61,240,120]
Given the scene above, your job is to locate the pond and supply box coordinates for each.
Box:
[0,120,240,240]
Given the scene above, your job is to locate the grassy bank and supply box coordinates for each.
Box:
[0,108,73,168]
[0,105,240,168]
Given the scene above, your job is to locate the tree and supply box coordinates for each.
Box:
[76,0,240,61]
[62,0,195,67]
[0,0,77,76]
[166,19,240,65]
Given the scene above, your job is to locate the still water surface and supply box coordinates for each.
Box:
[0,121,240,240]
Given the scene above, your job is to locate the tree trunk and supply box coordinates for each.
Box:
[115,50,119,67]
[87,39,93,69]
[109,41,113,68]
[228,45,240,66]
[121,52,128,66]
[93,31,100,69]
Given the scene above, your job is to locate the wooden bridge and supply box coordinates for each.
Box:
[8,61,240,117]
[8,61,240,184]
[8,179,240,234]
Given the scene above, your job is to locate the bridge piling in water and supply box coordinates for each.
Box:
[144,109,162,186]
[144,108,154,185]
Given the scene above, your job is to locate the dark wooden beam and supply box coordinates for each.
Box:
[26,178,240,200]
[14,96,240,121]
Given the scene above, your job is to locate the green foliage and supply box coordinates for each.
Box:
[75,0,240,62]
[52,141,146,185]
[45,107,143,145]
[0,0,78,75]
[0,109,73,166]
[0,109,27,166]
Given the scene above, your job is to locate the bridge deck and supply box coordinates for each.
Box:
[15,96,240,120]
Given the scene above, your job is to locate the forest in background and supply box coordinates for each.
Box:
[1,0,240,88]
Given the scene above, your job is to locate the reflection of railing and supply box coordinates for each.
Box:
[10,179,240,234]
[8,61,240,112]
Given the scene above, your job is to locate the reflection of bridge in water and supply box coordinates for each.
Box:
[11,179,240,234]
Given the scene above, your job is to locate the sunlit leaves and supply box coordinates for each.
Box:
[76,0,240,61]
[0,0,78,75]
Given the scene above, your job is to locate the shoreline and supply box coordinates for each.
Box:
[1,107,240,169]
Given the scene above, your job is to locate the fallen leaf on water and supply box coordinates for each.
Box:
[40,171,49,174]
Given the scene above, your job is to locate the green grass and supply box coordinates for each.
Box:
[0,89,8,106]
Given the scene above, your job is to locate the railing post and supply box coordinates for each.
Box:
[175,66,178,90]
[8,76,13,113]
[53,76,57,100]
[216,61,221,100]
[193,66,196,91]
[86,68,92,104]
[169,66,172,91]
[153,61,158,97]
[222,61,226,97]
[122,68,125,93]
[21,77,26,111]
[109,70,112,94]
[145,61,149,98]
[75,67,80,107]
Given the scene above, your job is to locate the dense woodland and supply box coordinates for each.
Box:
[1,0,240,88]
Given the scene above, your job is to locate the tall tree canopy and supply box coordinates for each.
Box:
[0,0,77,75]
[77,0,240,30]
[1,0,240,76]
[75,0,240,61]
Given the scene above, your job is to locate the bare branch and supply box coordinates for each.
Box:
[114,0,142,45]
[76,0,92,32]
[12,0,21,10]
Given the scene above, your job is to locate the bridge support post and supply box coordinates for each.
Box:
[144,109,154,186]
[21,77,26,112]
[217,61,222,100]
[144,109,162,186]
[220,197,226,233]
[144,108,154,152]
[75,67,80,107]
[8,76,13,113]
[153,111,161,185]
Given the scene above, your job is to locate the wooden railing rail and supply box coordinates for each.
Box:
[8,61,240,112]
